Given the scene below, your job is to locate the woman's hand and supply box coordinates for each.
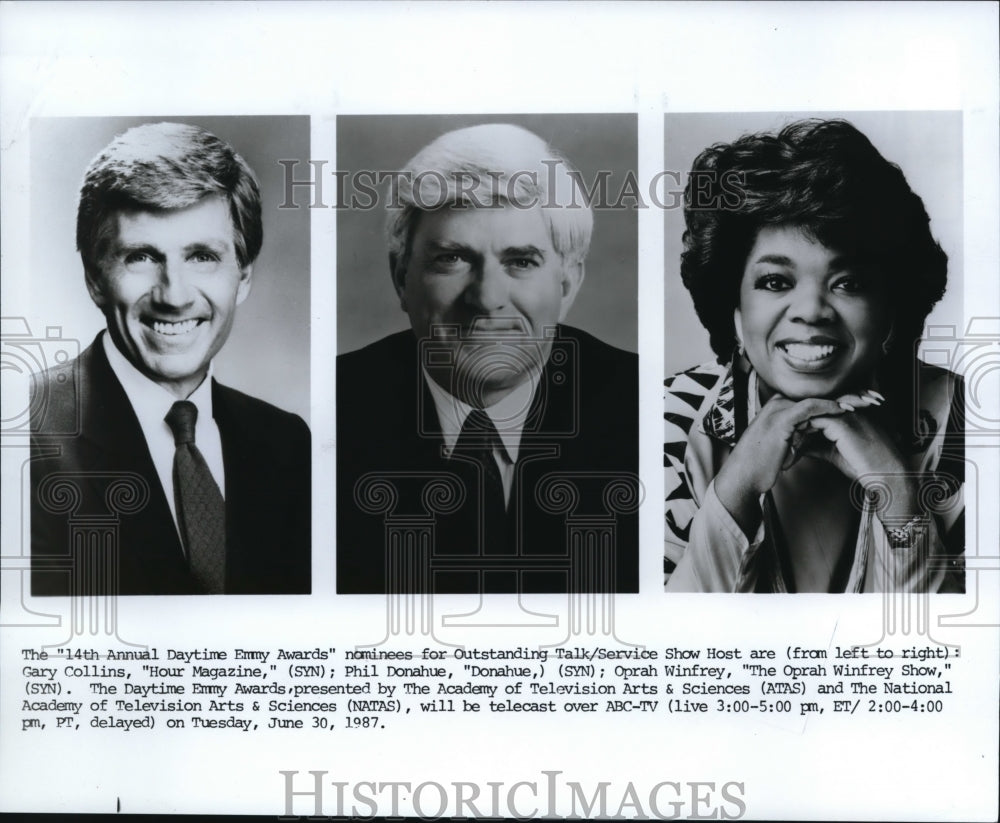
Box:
[804,402,920,520]
[714,394,849,537]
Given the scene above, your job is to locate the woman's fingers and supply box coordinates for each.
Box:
[768,394,878,471]
[726,390,886,499]
[834,390,884,412]
[733,396,842,481]
[779,397,848,430]
[806,410,899,480]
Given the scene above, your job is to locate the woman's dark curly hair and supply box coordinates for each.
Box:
[680,119,948,383]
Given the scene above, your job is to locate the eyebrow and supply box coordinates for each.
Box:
[183,240,229,254]
[115,239,229,255]
[751,253,852,272]
[751,254,793,267]
[422,240,547,260]
[425,240,471,254]
[502,245,545,259]
[115,242,162,257]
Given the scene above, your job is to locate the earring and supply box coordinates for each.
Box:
[881,326,894,356]
[733,310,745,358]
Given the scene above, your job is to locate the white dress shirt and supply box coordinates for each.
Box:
[422,369,538,506]
[102,332,225,538]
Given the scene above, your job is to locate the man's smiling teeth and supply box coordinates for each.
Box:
[780,342,837,361]
[151,319,199,336]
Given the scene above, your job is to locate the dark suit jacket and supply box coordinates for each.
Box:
[30,336,310,595]
[337,325,638,594]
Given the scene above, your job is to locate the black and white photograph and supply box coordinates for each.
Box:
[27,115,312,595]
[1,3,997,821]
[663,112,966,593]
[336,114,640,594]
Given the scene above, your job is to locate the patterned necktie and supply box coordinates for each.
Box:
[165,400,226,593]
[453,409,510,554]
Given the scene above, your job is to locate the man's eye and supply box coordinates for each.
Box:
[431,253,468,270]
[507,257,538,271]
[190,251,220,264]
[754,274,789,291]
[123,251,156,266]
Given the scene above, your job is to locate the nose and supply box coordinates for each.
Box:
[152,258,194,308]
[789,282,835,325]
[463,257,509,313]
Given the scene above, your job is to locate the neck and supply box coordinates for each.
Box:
[425,366,529,408]
[104,329,208,400]
[160,374,208,401]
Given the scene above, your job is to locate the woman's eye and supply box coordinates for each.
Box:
[754,274,789,291]
[832,276,865,294]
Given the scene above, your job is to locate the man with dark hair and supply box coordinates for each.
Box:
[31,122,310,596]
[337,124,639,595]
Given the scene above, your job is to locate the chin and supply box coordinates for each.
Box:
[145,356,206,382]
[457,373,519,396]
[771,373,856,401]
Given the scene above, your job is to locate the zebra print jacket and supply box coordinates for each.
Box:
[664,359,965,592]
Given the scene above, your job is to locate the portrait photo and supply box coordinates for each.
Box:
[28,115,312,596]
[663,111,965,593]
[336,113,639,594]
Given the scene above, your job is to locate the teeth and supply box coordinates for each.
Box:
[782,343,836,362]
[152,319,199,336]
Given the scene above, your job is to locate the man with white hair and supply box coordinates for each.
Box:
[337,123,638,594]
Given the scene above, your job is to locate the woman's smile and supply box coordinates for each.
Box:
[775,336,845,370]
[736,225,888,400]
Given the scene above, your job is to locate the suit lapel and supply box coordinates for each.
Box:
[398,332,450,467]
[78,339,188,588]
[213,381,247,577]
[214,380,276,588]
[79,341,159,466]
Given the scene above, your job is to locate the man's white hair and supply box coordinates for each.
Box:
[386,123,594,272]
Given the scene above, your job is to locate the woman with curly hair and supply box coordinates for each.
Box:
[664,119,964,593]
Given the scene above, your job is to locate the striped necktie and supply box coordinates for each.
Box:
[165,400,226,593]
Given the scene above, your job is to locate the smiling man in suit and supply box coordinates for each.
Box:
[31,122,310,596]
[337,123,638,594]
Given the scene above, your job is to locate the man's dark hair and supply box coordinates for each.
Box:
[77,122,263,276]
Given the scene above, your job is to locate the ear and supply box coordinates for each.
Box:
[556,261,585,322]
[389,253,408,312]
[85,266,108,309]
[733,307,745,349]
[235,263,253,306]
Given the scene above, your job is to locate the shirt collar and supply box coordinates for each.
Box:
[702,360,739,446]
[422,367,538,464]
[701,359,944,454]
[102,331,214,431]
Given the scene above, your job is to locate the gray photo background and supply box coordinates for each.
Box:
[30,115,311,421]
[663,110,964,374]
[336,113,639,355]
